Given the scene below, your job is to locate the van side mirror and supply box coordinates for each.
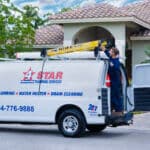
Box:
[40,48,47,57]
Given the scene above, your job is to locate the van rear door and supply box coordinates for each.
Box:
[133,64,150,111]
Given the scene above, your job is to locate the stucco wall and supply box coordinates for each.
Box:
[63,23,126,62]
[132,40,150,66]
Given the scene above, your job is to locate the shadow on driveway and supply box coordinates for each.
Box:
[0,125,131,138]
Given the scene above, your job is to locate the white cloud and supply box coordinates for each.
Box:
[104,0,126,7]
[39,0,55,5]
[40,8,54,16]
[18,1,39,7]
[80,0,96,7]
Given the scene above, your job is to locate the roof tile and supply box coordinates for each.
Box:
[49,1,150,25]
[49,3,129,20]
[35,25,63,45]
[121,0,150,24]
[132,29,150,37]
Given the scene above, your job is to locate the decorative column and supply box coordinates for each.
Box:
[115,39,126,63]
[63,24,80,46]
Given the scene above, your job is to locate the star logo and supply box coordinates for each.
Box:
[22,67,35,81]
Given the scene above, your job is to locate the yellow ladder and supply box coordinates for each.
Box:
[47,40,99,57]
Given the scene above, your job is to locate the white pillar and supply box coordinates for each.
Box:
[115,39,126,63]
[63,25,80,46]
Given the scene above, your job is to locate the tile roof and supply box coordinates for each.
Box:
[49,1,150,26]
[35,25,64,45]
[121,0,150,24]
[49,3,130,20]
[131,29,150,37]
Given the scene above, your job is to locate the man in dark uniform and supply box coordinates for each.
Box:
[99,43,123,116]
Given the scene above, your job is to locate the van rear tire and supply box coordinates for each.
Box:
[58,109,86,137]
[87,125,106,132]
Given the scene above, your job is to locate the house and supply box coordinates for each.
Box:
[35,0,150,78]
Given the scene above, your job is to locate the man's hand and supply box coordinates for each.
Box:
[101,45,106,51]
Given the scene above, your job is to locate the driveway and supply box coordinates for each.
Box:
[0,112,150,150]
[120,112,150,131]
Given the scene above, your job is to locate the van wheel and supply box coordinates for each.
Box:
[58,109,86,137]
[87,125,106,132]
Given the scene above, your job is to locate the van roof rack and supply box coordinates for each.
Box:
[15,40,109,60]
[15,51,109,61]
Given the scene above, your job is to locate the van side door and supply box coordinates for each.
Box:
[133,64,150,111]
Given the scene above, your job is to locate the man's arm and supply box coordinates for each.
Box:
[104,49,111,58]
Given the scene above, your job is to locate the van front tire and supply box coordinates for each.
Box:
[58,109,86,137]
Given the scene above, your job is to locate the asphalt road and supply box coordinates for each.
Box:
[0,113,150,150]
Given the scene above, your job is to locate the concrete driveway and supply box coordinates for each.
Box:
[133,112,150,129]
[0,112,150,150]
[119,112,150,131]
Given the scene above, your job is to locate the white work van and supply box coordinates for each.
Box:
[0,52,134,137]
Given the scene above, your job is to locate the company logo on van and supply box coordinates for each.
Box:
[21,67,63,84]
[22,67,35,81]
[88,104,98,116]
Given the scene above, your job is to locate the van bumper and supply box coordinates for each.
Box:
[105,112,134,127]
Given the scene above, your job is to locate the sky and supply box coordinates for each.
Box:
[11,0,143,16]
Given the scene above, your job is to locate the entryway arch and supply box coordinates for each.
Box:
[72,26,115,46]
